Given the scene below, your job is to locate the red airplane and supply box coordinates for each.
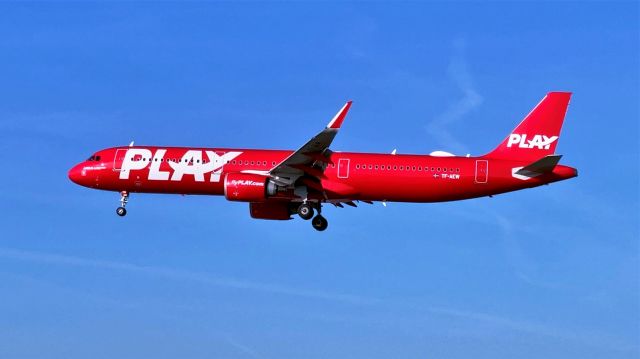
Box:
[69,92,577,231]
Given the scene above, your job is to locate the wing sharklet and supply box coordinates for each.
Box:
[327,101,353,129]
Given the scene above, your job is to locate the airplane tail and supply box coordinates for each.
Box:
[485,92,572,161]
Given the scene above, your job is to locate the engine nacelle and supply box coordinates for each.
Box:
[249,202,292,220]
[224,173,272,202]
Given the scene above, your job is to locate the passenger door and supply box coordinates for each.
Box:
[475,160,488,183]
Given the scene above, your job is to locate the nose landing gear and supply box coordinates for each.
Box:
[116,191,129,217]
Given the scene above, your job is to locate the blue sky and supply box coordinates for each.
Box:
[0,2,638,358]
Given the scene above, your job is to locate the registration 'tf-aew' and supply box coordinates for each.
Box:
[69,92,578,231]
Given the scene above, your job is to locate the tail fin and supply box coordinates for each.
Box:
[485,92,572,161]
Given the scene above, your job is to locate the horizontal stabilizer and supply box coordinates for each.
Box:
[516,154,562,177]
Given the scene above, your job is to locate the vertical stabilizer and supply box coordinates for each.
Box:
[485,92,571,161]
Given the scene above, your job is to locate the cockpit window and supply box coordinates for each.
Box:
[88,156,95,161]
[95,156,101,161]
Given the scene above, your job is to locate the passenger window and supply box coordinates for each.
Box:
[375,165,379,170]
[399,166,403,170]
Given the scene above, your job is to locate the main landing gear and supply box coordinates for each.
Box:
[116,191,129,217]
[311,214,328,232]
[297,202,328,231]
[297,203,314,220]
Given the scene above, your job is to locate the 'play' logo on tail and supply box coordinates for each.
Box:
[485,92,571,161]
[506,134,558,149]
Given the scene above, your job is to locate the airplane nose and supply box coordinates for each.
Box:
[68,164,85,185]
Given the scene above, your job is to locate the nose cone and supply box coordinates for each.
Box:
[68,163,87,186]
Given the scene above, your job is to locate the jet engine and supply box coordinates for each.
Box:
[223,173,278,202]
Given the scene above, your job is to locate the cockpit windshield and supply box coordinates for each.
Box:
[87,155,101,161]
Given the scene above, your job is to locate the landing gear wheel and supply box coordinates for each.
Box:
[298,203,314,220]
[311,215,328,231]
[116,191,129,217]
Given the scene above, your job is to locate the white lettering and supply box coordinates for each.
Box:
[169,150,205,182]
[118,148,244,182]
[207,151,242,182]
[148,149,170,180]
[518,134,529,148]
[506,133,558,149]
[119,148,152,179]
[507,134,521,147]
[542,135,558,149]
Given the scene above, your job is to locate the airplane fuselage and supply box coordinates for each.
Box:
[68,92,578,231]
[69,146,577,203]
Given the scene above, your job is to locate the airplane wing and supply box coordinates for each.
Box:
[268,101,352,187]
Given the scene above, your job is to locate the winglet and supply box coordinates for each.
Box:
[327,101,352,129]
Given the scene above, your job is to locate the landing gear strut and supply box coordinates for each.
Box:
[116,191,129,217]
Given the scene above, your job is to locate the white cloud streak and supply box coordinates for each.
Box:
[0,247,379,306]
[223,336,264,359]
[427,306,639,354]
[2,246,636,355]
[426,38,483,155]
